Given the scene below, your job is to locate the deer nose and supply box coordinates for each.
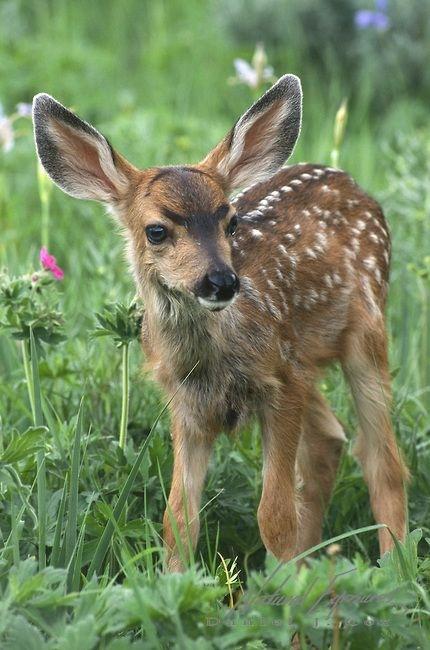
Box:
[202,270,240,302]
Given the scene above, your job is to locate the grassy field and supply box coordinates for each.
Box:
[0,1,429,647]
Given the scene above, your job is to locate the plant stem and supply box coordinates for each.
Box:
[330,148,339,169]
[11,495,20,566]
[119,343,130,450]
[41,200,50,249]
[30,329,46,570]
[21,340,36,422]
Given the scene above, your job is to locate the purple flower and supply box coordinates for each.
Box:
[375,0,388,11]
[355,9,390,31]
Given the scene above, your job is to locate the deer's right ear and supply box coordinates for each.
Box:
[32,94,137,204]
[201,74,302,192]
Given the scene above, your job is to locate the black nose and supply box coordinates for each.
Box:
[202,270,240,302]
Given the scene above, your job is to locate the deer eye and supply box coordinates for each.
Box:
[226,215,238,237]
[146,224,168,244]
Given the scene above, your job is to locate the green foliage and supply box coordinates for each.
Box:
[0,425,47,465]
[0,269,65,347]
[93,301,143,348]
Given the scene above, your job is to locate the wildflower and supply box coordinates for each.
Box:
[230,43,275,90]
[0,104,14,153]
[39,247,64,280]
[355,0,390,31]
[16,102,33,118]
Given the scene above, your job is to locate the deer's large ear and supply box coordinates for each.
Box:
[32,94,137,204]
[201,74,302,192]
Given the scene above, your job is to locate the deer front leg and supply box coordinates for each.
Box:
[258,391,304,562]
[163,419,214,572]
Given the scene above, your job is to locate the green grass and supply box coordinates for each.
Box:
[0,1,429,647]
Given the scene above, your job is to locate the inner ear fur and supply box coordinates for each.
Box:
[33,93,138,203]
[200,74,302,192]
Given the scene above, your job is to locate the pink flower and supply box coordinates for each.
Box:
[39,247,64,280]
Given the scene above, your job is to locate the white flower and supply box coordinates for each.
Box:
[0,104,14,153]
[230,44,275,90]
[234,59,258,88]
[16,102,32,118]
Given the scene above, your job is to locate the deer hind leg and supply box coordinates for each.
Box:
[342,326,409,556]
[296,390,346,555]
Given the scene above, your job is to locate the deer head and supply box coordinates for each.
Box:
[33,75,302,310]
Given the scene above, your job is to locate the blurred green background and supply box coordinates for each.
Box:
[0,2,429,646]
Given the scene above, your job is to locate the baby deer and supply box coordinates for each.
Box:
[33,75,408,571]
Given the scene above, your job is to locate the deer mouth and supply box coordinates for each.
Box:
[197,296,236,311]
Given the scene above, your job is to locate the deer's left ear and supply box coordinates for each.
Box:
[201,74,302,192]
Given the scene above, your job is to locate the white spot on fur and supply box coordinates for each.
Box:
[347,199,360,208]
[324,273,333,288]
[351,238,360,254]
[309,289,319,302]
[374,268,382,284]
[251,229,263,239]
[278,244,288,256]
[289,254,298,268]
[363,256,376,271]
[316,232,328,247]
[290,179,302,186]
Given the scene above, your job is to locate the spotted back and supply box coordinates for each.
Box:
[230,163,390,333]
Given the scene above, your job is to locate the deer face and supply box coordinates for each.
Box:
[128,166,239,310]
[32,74,301,311]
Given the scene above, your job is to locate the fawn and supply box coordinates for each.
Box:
[33,75,408,571]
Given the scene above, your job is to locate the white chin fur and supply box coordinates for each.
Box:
[197,297,235,311]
